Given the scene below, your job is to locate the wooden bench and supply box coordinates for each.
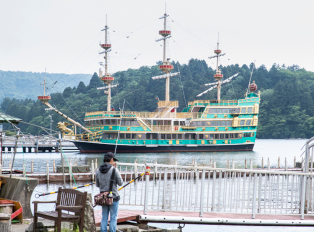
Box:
[33,187,87,232]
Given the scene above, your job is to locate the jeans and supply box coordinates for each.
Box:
[101,201,119,232]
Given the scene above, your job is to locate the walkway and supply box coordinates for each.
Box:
[94,210,314,226]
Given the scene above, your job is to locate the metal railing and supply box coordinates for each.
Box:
[116,161,314,219]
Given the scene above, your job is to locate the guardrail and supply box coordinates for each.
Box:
[116,161,314,219]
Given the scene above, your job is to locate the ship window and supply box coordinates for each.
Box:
[180,121,185,126]
[221,121,226,126]
[111,119,115,124]
[120,134,125,139]
[191,134,196,139]
[211,121,215,126]
[172,134,176,139]
[132,134,136,139]
[217,121,221,126]
[209,134,214,139]
[226,121,231,126]
[223,109,228,113]
[241,108,246,113]
[174,121,179,126]
[152,134,157,139]
[130,121,135,126]
[185,134,189,139]
[213,109,217,113]
[161,134,165,139]
[225,134,229,139]
[230,134,234,139]
[125,121,130,126]
[244,133,252,137]
[199,134,204,139]
[220,134,224,139]
[247,108,253,113]
[126,134,131,139]
[196,121,200,126]
[146,134,151,139]
[217,109,222,113]
[106,119,110,124]
[208,109,213,113]
[178,134,182,139]
[246,120,251,125]
[235,133,239,138]
[240,120,245,125]
[167,134,171,139]
[215,134,219,139]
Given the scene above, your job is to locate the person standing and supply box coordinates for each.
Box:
[96,152,123,232]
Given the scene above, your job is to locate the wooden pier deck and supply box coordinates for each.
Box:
[94,210,314,226]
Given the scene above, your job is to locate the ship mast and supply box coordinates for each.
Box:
[214,40,223,101]
[159,10,173,102]
[99,15,116,111]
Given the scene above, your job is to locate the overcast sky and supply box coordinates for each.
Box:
[1,0,313,80]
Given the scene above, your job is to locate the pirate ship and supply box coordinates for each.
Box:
[38,13,260,153]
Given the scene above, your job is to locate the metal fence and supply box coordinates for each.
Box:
[116,161,314,219]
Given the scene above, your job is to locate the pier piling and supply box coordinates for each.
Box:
[244,157,247,169]
[91,160,94,182]
[46,160,49,183]
[278,157,280,168]
[267,157,270,170]
[262,157,264,169]
[53,159,55,173]
[31,159,33,173]
[285,157,287,171]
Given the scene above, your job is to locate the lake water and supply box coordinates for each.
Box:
[7,139,314,231]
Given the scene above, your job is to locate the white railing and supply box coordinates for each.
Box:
[116,161,314,219]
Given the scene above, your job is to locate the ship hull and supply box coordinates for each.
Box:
[70,140,254,153]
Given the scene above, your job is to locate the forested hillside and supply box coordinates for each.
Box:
[0,70,91,102]
[1,60,314,139]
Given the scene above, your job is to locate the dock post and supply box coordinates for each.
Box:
[134,159,138,187]
[154,159,158,179]
[95,159,98,170]
[53,160,55,173]
[9,161,12,170]
[250,158,252,169]
[278,157,280,168]
[245,157,247,169]
[294,156,296,168]
[214,161,216,168]
[267,158,270,170]
[285,157,287,171]
[262,157,264,169]
[232,158,234,169]
[75,158,77,166]
[31,160,34,173]
[143,165,150,215]
[91,160,94,182]
[46,160,49,183]
[199,169,205,217]
[69,159,72,185]
[227,158,230,169]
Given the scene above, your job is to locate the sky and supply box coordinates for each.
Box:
[0,0,313,80]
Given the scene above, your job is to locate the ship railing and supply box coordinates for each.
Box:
[157,100,179,108]
[176,112,202,119]
[151,125,178,132]
[188,100,238,107]
[116,161,312,219]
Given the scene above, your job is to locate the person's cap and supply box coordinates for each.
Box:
[105,152,119,161]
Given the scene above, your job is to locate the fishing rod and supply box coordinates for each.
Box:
[35,172,145,198]
[35,182,96,198]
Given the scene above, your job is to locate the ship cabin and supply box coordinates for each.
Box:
[83,92,260,146]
